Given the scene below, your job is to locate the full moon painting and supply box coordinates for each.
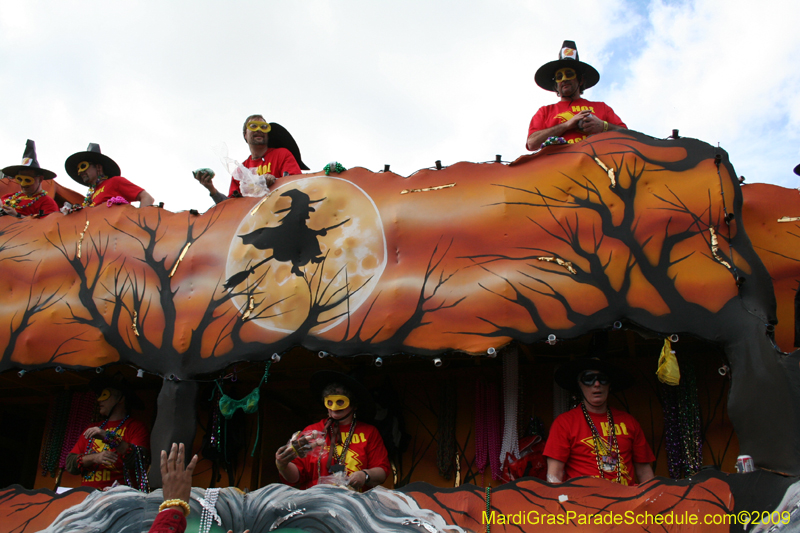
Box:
[225,177,387,334]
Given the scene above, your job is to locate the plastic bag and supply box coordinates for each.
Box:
[501,435,547,483]
[318,471,354,490]
[656,338,681,386]
[289,429,325,459]
[213,143,271,198]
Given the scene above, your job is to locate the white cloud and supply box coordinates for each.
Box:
[605,0,800,185]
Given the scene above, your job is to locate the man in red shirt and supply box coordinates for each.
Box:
[544,357,655,486]
[65,374,151,489]
[193,114,307,204]
[526,41,627,151]
[1,140,59,217]
[275,371,390,491]
[64,144,154,209]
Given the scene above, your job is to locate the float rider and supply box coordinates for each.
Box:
[1,139,59,217]
[193,114,308,204]
[275,370,390,491]
[544,357,655,485]
[64,143,154,209]
[526,40,627,151]
[65,374,151,489]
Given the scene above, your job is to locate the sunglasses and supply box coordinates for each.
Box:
[246,121,272,133]
[579,371,610,386]
[554,68,577,82]
[77,161,91,175]
[14,175,36,186]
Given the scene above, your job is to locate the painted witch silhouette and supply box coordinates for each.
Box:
[224,189,349,289]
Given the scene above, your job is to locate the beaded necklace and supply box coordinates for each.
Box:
[199,487,221,533]
[3,190,47,210]
[82,177,108,207]
[83,414,129,480]
[580,402,622,483]
[317,413,357,478]
[122,445,150,492]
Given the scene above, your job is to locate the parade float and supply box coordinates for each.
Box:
[1,130,799,532]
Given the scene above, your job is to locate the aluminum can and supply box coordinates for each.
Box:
[736,455,755,473]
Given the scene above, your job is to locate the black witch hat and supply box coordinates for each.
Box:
[64,143,121,186]
[268,123,310,171]
[2,140,57,180]
[534,40,600,93]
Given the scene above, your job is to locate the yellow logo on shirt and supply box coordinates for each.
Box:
[330,431,369,473]
[556,112,576,124]
[91,185,106,202]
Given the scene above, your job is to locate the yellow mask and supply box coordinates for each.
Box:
[554,68,577,82]
[97,388,112,402]
[13,175,35,187]
[246,121,271,133]
[324,394,350,411]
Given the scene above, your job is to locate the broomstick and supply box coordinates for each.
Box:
[223,255,273,290]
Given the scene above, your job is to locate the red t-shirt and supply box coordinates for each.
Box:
[228,148,302,197]
[543,406,655,485]
[69,417,150,488]
[89,176,145,206]
[281,418,391,490]
[528,98,627,146]
[1,191,59,217]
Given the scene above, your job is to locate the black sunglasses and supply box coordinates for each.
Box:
[579,371,610,386]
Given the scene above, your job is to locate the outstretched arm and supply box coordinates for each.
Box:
[148,443,197,533]
[193,169,227,204]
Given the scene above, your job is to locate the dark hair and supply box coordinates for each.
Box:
[321,383,356,406]
[242,114,266,138]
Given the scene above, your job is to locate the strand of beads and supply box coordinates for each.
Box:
[122,446,150,492]
[661,357,703,478]
[323,162,346,176]
[499,347,520,469]
[135,447,150,491]
[475,378,503,480]
[485,486,492,533]
[662,382,682,479]
[681,360,703,476]
[208,388,223,454]
[435,379,456,479]
[199,488,221,533]
[541,136,567,148]
[474,379,487,473]
[486,381,503,481]
[40,392,69,476]
[58,391,96,469]
[82,178,107,207]
[4,190,47,210]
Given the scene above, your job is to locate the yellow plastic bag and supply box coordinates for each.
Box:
[656,338,680,386]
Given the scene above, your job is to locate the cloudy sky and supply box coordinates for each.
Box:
[1,0,798,213]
